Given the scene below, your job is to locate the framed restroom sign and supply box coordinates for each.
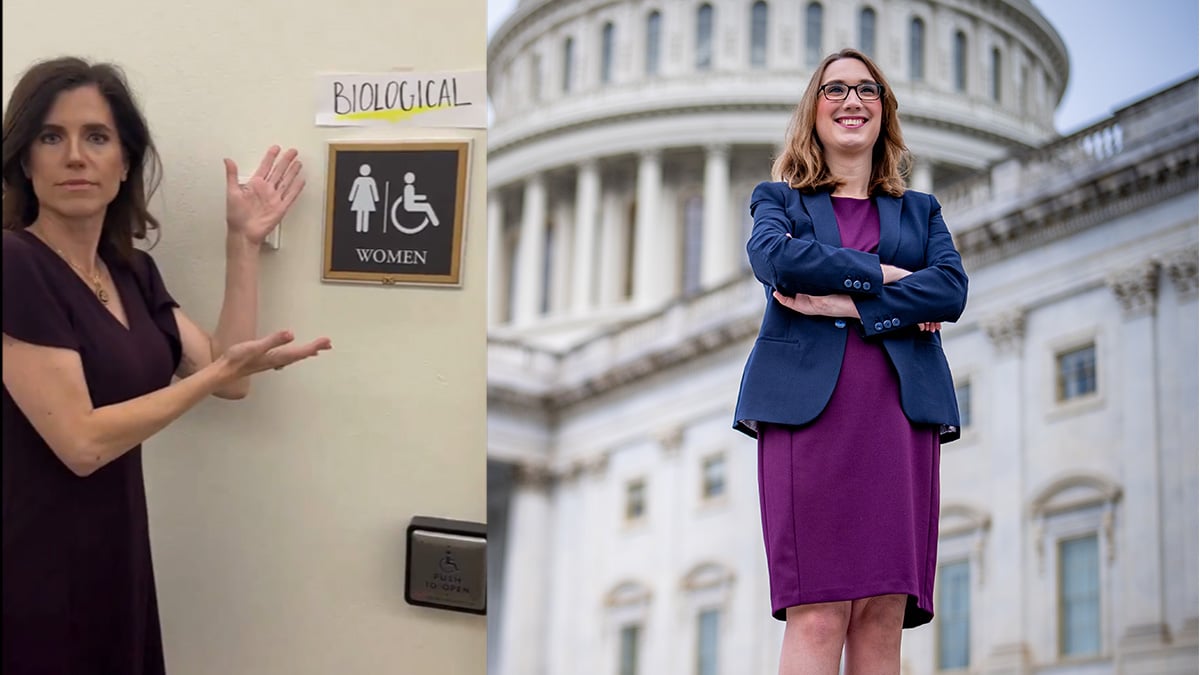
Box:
[322,141,471,286]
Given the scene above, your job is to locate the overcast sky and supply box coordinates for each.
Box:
[486,0,1199,134]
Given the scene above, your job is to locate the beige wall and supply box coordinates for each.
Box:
[2,1,487,673]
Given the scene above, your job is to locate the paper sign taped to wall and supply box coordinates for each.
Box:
[314,70,485,128]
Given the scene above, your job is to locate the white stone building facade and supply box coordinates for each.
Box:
[486,1,1200,673]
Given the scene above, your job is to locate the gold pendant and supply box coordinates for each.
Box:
[96,286,109,304]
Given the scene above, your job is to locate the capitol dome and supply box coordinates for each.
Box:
[486,0,1070,332]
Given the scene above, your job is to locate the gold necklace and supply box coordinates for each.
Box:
[29,229,109,304]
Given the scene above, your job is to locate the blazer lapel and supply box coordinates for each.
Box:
[799,191,842,247]
[875,194,901,262]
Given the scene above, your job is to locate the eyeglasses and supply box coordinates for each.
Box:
[819,82,884,102]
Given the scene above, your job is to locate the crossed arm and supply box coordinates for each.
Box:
[746,185,967,334]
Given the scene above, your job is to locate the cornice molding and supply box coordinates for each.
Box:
[958,145,1198,268]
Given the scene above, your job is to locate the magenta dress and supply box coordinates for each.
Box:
[756,196,941,628]
[2,229,180,674]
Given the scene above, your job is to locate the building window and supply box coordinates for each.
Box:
[696,609,720,675]
[1059,535,1101,657]
[937,560,971,669]
[750,1,768,68]
[682,195,703,296]
[646,11,662,76]
[541,222,555,315]
[563,37,575,92]
[625,479,646,521]
[696,4,714,70]
[991,47,1002,101]
[623,204,636,300]
[1018,63,1028,112]
[910,18,925,81]
[619,623,640,675]
[602,22,616,84]
[503,220,520,323]
[702,454,726,499]
[955,380,972,428]
[805,3,823,67]
[1056,344,1097,401]
[859,7,876,59]
[531,54,543,102]
[953,31,968,92]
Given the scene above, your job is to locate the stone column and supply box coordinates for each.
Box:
[513,175,547,325]
[1159,246,1199,642]
[550,200,574,315]
[487,193,505,326]
[495,461,553,675]
[633,150,664,308]
[1107,260,1170,653]
[598,190,625,307]
[571,160,601,315]
[702,144,733,287]
[981,309,1031,675]
[910,158,934,193]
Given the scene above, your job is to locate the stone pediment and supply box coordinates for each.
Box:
[1030,473,1122,518]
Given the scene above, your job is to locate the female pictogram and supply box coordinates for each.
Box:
[348,164,380,233]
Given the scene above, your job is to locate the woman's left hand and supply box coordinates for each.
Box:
[772,291,859,319]
[224,146,306,245]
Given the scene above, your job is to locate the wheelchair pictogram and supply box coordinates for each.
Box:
[388,171,441,235]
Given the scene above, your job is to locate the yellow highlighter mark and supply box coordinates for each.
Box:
[335,105,444,123]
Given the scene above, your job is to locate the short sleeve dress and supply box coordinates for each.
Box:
[756,196,941,629]
[2,229,181,675]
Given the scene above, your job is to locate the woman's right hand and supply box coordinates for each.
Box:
[217,330,332,381]
[881,264,912,284]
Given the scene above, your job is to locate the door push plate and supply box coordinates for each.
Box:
[405,516,486,615]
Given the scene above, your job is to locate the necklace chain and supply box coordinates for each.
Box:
[28,229,109,304]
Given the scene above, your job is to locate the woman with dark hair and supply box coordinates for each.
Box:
[733,48,968,675]
[1,56,331,674]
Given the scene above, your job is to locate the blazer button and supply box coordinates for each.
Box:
[892,317,900,326]
[834,319,846,329]
[844,279,853,288]
[883,319,892,328]
[874,322,884,331]
[853,280,862,289]
[863,281,871,290]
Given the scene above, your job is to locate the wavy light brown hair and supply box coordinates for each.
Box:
[2,56,162,262]
[771,48,910,197]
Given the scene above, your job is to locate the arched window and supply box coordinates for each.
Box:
[563,37,575,92]
[953,30,968,92]
[750,2,768,68]
[991,47,1003,101]
[805,3,823,67]
[696,4,714,70]
[859,7,876,58]
[646,11,662,75]
[601,22,616,84]
[909,18,925,81]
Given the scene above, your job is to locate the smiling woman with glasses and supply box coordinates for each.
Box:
[733,48,969,675]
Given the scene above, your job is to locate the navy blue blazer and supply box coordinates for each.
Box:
[733,181,969,443]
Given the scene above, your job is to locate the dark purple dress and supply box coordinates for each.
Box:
[756,196,940,628]
[2,229,181,674]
